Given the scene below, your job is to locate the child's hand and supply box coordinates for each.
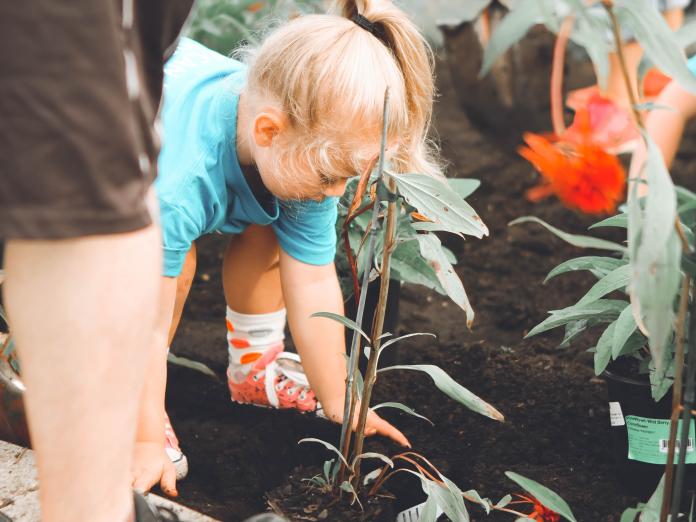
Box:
[132,440,178,497]
[322,400,410,448]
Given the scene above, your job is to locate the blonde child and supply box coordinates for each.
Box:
[131,0,441,496]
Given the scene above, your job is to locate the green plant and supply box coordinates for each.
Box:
[186,0,323,54]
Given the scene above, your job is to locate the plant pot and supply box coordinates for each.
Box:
[343,278,401,374]
[604,365,696,500]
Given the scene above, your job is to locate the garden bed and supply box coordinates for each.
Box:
[165,59,696,521]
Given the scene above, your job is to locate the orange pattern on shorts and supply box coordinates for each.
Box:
[230,338,250,349]
[226,319,235,332]
[239,352,262,365]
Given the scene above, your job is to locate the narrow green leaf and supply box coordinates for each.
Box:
[167,352,219,381]
[526,299,626,338]
[388,172,489,238]
[379,332,436,353]
[417,234,475,327]
[298,438,350,468]
[510,217,627,253]
[612,305,637,359]
[372,401,434,426]
[505,472,577,522]
[351,452,393,470]
[545,256,625,283]
[378,364,504,422]
[311,312,371,342]
[594,321,616,376]
[576,265,631,306]
[589,214,628,230]
[496,494,512,509]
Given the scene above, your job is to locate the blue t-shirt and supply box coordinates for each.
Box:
[157,38,338,277]
[689,55,696,76]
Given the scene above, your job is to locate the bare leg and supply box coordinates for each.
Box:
[4,225,161,522]
[223,225,284,313]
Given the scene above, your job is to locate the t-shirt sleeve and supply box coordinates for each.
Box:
[272,197,338,266]
[159,200,204,277]
[689,55,696,77]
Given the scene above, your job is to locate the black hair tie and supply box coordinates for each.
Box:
[351,13,388,46]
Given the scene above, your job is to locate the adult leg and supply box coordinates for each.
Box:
[4,226,161,522]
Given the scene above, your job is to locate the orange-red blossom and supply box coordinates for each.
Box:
[510,494,561,522]
[519,109,626,215]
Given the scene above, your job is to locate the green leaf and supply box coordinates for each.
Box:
[417,234,475,327]
[576,265,631,306]
[496,494,512,509]
[594,321,616,376]
[167,352,219,381]
[480,0,545,76]
[526,299,627,338]
[447,178,481,199]
[378,364,504,421]
[351,452,393,470]
[372,401,434,426]
[298,438,349,468]
[589,213,628,230]
[615,0,696,95]
[391,240,445,294]
[612,305,638,359]
[388,172,488,238]
[505,472,578,522]
[510,217,627,253]
[463,489,493,513]
[630,134,681,378]
[379,332,436,353]
[545,256,625,283]
[311,312,371,343]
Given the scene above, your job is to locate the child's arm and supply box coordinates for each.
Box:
[630,81,696,192]
[279,250,409,447]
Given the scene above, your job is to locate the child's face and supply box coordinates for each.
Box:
[250,111,380,201]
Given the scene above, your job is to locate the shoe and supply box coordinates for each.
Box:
[164,413,188,481]
[133,492,180,522]
[228,345,319,413]
[565,90,639,154]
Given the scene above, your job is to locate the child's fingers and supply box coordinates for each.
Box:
[132,470,155,495]
[160,462,178,498]
[367,412,411,448]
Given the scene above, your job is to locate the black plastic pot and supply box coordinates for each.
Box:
[344,277,401,374]
[605,366,696,499]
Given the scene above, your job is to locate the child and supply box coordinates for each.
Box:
[131,0,441,496]
[629,54,696,190]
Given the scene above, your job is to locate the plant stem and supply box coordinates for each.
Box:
[661,275,691,521]
[337,88,391,484]
[605,3,693,517]
[351,174,398,490]
[550,16,574,137]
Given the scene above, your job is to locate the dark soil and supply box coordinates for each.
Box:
[165,57,696,522]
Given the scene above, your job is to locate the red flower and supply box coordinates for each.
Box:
[519,108,626,215]
[511,494,561,522]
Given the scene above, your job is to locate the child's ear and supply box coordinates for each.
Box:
[252,109,286,148]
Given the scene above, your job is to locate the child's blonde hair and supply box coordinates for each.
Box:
[243,0,441,192]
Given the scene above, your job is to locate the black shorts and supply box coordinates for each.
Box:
[0,1,194,239]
